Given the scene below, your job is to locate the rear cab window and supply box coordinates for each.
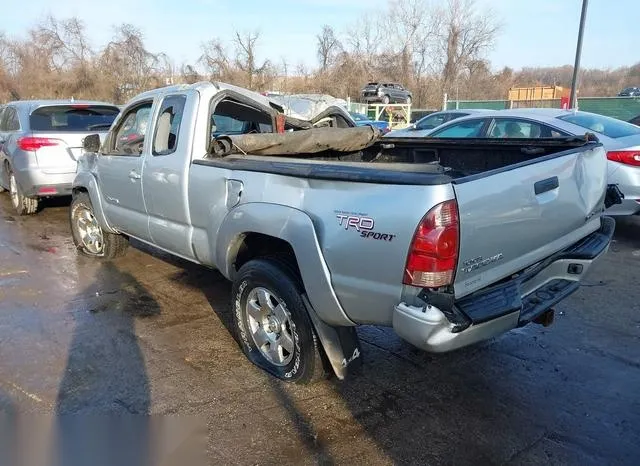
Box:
[209,97,274,142]
[30,105,120,132]
[557,112,640,139]
[152,94,187,156]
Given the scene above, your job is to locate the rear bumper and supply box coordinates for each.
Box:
[393,216,615,352]
[13,167,75,198]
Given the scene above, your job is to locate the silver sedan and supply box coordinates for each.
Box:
[412,108,640,216]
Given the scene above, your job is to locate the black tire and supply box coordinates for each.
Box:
[382,95,390,104]
[8,167,38,215]
[70,191,128,260]
[406,96,412,105]
[232,259,326,384]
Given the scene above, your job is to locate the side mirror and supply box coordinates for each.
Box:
[82,134,101,153]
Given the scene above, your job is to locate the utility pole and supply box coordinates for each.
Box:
[569,0,589,109]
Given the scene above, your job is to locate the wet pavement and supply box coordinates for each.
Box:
[0,195,639,465]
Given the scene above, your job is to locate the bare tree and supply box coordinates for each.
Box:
[437,0,500,94]
[316,25,341,72]
[199,38,232,80]
[99,24,160,101]
[233,31,270,89]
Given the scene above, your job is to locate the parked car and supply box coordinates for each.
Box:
[385,109,495,137]
[360,82,412,105]
[349,112,390,133]
[0,100,120,215]
[425,108,640,216]
[618,87,640,97]
[70,81,616,384]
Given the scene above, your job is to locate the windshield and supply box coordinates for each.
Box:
[557,112,640,139]
[30,105,120,132]
[350,112,369,122]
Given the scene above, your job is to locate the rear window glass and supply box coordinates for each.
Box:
[557,112,640,139]
[30,105,120,132]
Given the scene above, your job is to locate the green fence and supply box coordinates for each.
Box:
[447,97,640,121]
[446,100,509,111]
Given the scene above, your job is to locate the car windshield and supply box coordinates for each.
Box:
[30,105,120,132]
[350,112,369,122]
[557,112,640,139]
[622,88,637,93]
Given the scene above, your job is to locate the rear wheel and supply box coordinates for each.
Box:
[70,192,128,260]
[232,259,326,384]
[406,96,412,105]
[382,95,390,104]
[8,168,38,215]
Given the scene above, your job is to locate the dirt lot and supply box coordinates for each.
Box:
[0,195,639,465]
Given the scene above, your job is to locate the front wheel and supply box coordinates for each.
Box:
[381,95,390,104]
[406,96,412,105]
[232,259,326,384]
[70,192,128,260]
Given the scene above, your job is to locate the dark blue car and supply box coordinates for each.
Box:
[349,112,390,133]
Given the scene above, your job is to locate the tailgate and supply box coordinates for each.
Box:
[30,131,110,174]
[453,144,608,298]
[29,104,119,174]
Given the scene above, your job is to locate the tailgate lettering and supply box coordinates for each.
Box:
[461,253,504,273]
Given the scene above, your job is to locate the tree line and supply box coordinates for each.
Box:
[1,0,638,108]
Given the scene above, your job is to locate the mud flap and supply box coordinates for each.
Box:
[605,184,624,209]
[302,295,362,380]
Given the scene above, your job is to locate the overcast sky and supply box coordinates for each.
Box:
[3,0,635,72]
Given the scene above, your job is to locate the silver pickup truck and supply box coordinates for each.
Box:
[71,81,619,384]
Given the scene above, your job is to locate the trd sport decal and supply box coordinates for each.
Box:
[335,211,396,242]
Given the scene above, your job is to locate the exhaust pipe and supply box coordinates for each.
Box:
[533,309,555,327]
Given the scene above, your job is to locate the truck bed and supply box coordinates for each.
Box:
[195,132,599,185]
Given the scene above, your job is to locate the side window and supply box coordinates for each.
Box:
[489,119,546,138]
[110,102,153,155]
[0,108,7,131]
[431,119,486,138]
[152,94,186,156]
[416,113,447,130]
[5,108,20,131]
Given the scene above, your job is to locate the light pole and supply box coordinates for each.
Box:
[569,0,589,109]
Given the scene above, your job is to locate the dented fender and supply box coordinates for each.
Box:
[72,170,115,234]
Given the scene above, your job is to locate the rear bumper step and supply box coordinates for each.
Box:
[456,216,615,325]
[392,216,615,352]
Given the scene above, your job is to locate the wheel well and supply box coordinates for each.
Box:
[233,233,301,281]
[72,187,88,195]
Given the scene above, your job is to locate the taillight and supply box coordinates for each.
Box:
[403,200,459,288]
[17,137,59,151]
[607,150,640,167]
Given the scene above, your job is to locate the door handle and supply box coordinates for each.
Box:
[534,176,559,195]
[128,170,141,181]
